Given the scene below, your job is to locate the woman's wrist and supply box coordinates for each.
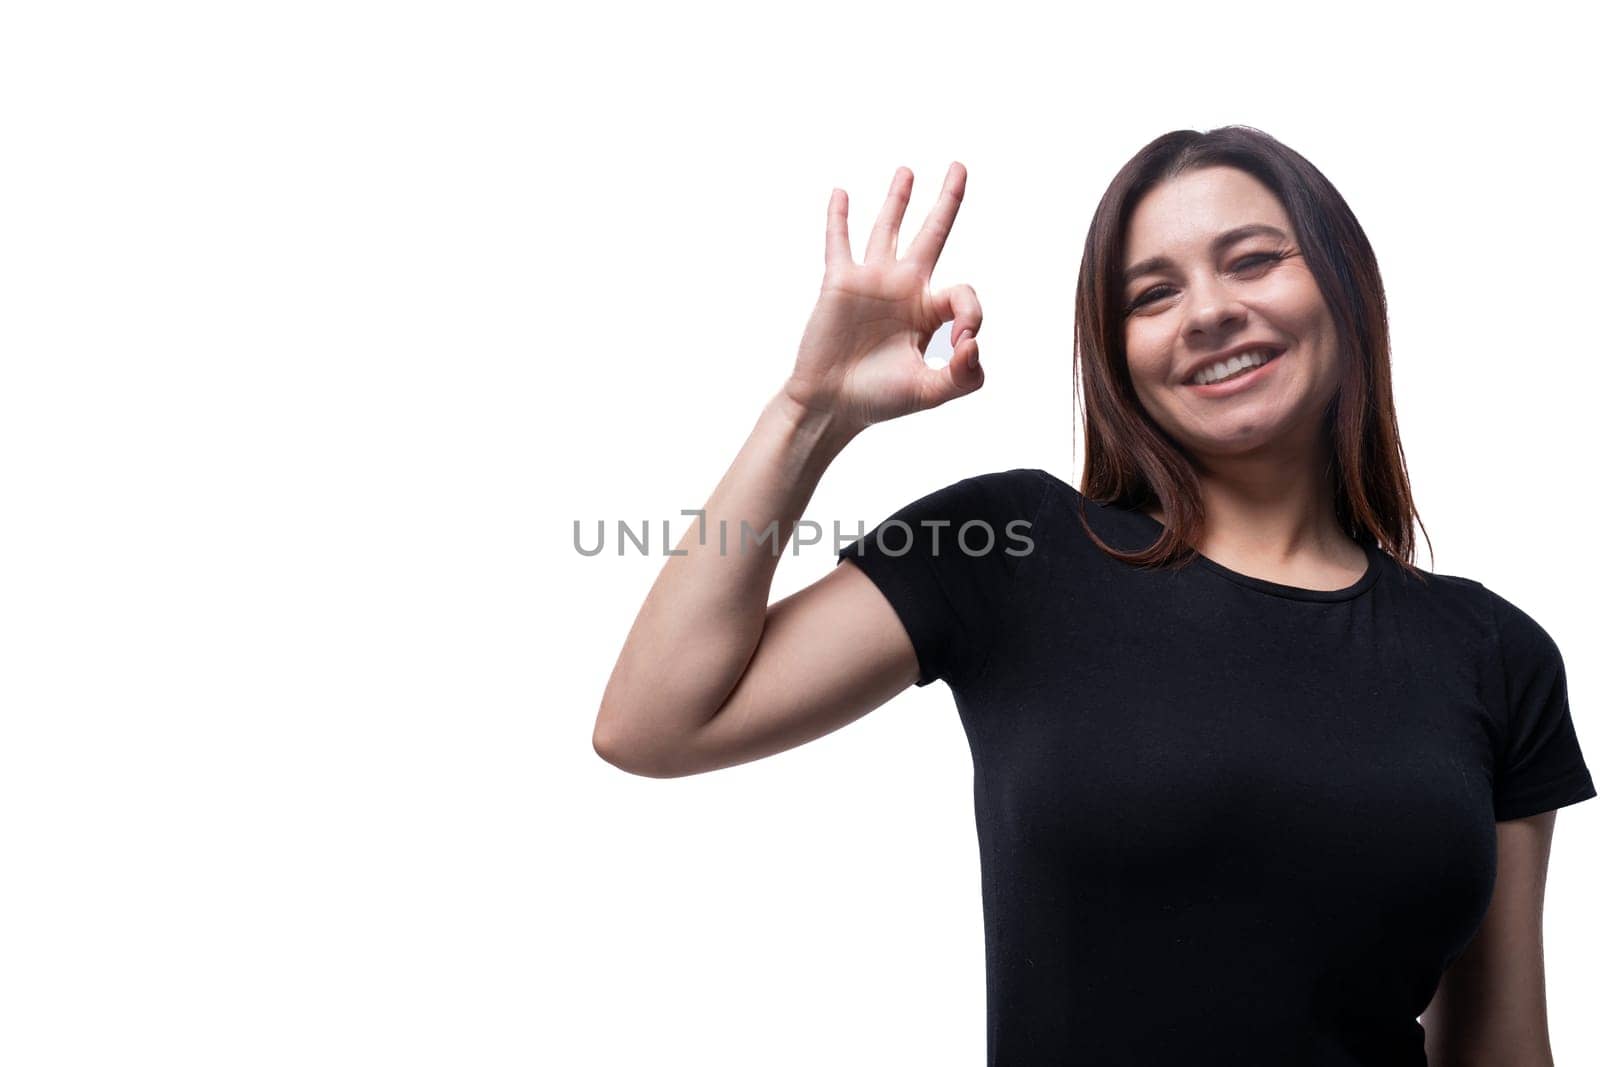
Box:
[768,383,861,459]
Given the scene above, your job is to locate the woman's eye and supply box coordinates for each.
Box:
[1125,251,1286,313]
[1128,286,1172,310]
[1235,251,1285,272]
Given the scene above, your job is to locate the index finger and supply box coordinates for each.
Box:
[902,162,967,272]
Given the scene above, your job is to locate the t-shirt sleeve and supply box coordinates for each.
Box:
[1482,586,1598,821]
[835,467,1054,689]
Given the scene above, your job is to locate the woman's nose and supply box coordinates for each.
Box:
[1183,276,1248,340]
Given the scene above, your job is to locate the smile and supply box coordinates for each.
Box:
[1185,347,1285,392]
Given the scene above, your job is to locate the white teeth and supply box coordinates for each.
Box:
[1191,348,1278,385]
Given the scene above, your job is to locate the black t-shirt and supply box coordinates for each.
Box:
[835,467,1596,1066]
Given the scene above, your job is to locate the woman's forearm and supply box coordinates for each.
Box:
[592,386,860,771]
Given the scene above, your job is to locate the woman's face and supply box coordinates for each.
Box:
[1120,166,1343,463]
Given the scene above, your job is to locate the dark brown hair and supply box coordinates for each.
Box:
[1071,125,1430,580]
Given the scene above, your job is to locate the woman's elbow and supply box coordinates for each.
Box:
[592,715,688,779]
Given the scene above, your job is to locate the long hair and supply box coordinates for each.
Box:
[1072,125,1430,580]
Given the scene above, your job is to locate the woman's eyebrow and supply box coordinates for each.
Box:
[1122,224,1290,285]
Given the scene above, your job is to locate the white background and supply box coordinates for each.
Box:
[3,2,1595,1063]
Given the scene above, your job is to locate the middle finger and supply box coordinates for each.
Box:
[864,167,913,264]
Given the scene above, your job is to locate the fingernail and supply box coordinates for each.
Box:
[957,329,973,346]
[968,347,980,370]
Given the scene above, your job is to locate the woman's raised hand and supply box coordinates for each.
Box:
[782,162,985,434]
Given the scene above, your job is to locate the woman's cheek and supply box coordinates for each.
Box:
[1122,327,1163,384]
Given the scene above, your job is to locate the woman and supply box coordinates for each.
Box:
[592,126,1595,1065]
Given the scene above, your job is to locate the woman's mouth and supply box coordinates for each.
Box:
[1184,347,1285,394]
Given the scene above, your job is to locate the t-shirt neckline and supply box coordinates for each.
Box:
[1122,506,1382,603]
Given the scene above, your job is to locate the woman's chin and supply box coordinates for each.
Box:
[1174,414,1308,459]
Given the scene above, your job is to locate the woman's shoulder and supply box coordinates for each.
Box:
[1389,562,1567,665]
[842,467,1063,562]
[952,465,1061,494]
[1431,572,1564,658]
[956,466,1094,510]
[912,466,1065,522]
[1394,560,1507,611]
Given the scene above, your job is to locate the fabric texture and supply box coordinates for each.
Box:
[836,467,1595,1067]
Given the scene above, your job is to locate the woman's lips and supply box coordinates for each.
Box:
[1184,350,1285,396]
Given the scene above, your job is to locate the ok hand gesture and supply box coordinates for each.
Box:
[783,162,986,434]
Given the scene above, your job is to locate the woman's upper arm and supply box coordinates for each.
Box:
[1421,811,1558,1066]
[650,557,922,778]
[624,468,1051,779]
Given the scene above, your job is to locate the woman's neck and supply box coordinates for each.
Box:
[1142,449,1367,589]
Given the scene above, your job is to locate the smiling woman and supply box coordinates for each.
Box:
[1073,132,1411,581]
[1119,168,1352,523]
[593,127,1595,1066]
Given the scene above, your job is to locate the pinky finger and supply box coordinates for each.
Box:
[825,188,853,270]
